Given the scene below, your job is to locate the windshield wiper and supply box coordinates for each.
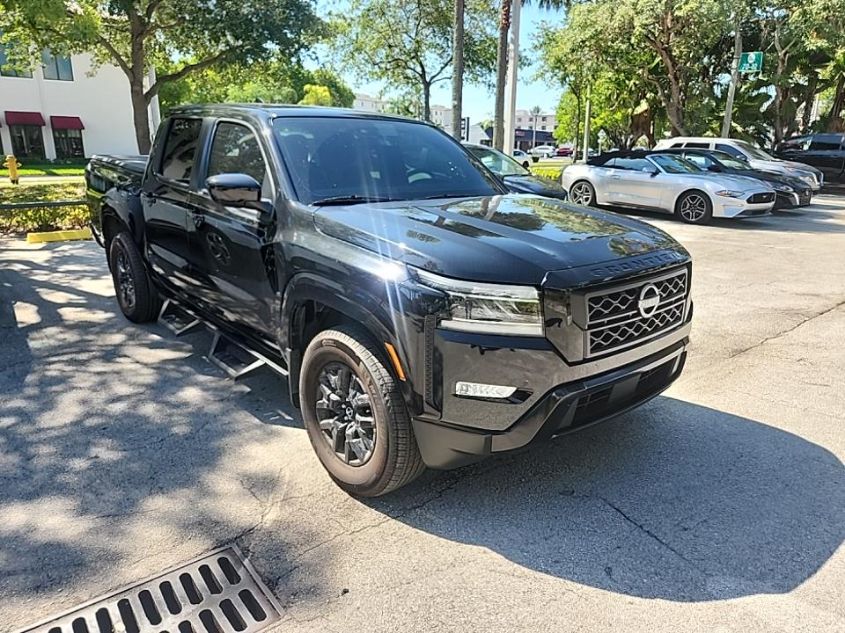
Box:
[422,193,476,200]
[311,194,398,206]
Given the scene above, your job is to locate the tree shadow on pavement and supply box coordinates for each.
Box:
[0,240,322,630]
[370,396,845,602]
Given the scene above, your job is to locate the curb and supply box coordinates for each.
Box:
[26,227,92,243]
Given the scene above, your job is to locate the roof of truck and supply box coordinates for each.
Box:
[168,103,426,124]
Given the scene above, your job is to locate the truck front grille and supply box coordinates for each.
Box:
[583,268,688,358]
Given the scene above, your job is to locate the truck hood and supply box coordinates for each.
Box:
[748,158,820,177]
[313,194,688,285]
[503,174,568,200]
[683,172,772,191]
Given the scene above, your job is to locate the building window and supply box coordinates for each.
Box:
[9,125,45,159]
[541,125,546,130]
[42,50,73,81]
[541,116,547,122]
[0,43,33,78]
[53,129,85,158]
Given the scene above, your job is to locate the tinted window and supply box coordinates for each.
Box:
[0,42,32,77]
[207,122,268,192]
[468,146,527,176]
[809,136,844,151]
[159,118,202,183]
[684,142,710,148]
[715,143,745,158]
[273,117,501,204]
[613,157,654,171]
[650,154,702,173]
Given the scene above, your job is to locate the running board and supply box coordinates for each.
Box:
[158,298,202,336]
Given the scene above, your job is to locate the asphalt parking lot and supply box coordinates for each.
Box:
[1,196,844,632]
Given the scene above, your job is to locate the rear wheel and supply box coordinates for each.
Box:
[570,180,596,206]
[299,326,425,497]
[108,232,161,322]
[675,190,713,224]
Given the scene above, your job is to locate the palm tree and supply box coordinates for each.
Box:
[451,0,465,139]
[530,105,542,147]
[493,1,567,152]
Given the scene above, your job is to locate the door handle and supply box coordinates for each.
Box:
[192,213,205,228]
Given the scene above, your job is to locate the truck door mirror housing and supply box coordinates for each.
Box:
[206,173,263,207]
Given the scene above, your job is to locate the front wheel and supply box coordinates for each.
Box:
[675,190,713,224]
[299,326,426,497]
[108,232,161,322]
[569,180,596,206]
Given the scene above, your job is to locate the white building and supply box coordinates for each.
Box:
[0,46,138,160]
[353,93,390,113]
[514,109,556,133]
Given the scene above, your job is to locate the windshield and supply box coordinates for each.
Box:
[272,116,502,204]
[650,154,703,174]
[712,152,752,170]
[468,146,529,177]
[734,140,775,160]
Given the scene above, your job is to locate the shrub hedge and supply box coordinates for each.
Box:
[0,182,89,233]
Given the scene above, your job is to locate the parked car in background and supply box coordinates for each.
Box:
[658,148,812,209]
[511,148,537,168]
[530,145,556,158]
[654,136,824,191]
[556,146,573,157]
[87,105,693,496]
[775,133,845,184]
[562,150,776,224]
[465,143,568,201]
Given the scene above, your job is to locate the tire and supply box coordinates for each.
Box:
[108,232,161,323]
[569,180,596,206]
[299,326,426,497]
[675,190,713,224]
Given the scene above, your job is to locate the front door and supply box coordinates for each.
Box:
[142,116,203,297]
[187,119,279,338]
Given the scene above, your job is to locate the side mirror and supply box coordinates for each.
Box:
[707,164,721,172]
[206,173,262,207]
[737,154,749,162]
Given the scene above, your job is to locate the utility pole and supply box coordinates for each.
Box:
[582,82,591,162]
[503,0,521,155]
[721,14,742,138]
[451,0,465,139]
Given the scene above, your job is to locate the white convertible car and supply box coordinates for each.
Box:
[562,151,777,224]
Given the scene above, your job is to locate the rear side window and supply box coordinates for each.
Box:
[158,118,202,183]
[207,122,269,194]
[684,154,714,169]
[808,136,844,151]
[684,142,710,148]
[614,157,653,171]
[715,143,744,158]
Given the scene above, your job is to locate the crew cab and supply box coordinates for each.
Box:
[87,105,693,496]
[775,133,845,184]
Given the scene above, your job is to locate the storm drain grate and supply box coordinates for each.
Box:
[16,546,281,633]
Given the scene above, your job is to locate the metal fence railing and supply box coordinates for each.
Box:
[0,200,86,212]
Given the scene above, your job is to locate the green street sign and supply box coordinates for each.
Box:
[739,51,763,73]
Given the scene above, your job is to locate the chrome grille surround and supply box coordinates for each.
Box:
[582,267,688,358]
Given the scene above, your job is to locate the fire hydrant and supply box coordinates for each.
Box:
[4,155,21,185]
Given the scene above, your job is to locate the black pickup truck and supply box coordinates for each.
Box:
[86,105,693,496]
[775,133,845,184]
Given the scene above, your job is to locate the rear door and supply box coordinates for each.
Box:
[806,135,845,180]
[142,117,203,294]
[608,157,659,207]
[186,119,279,337]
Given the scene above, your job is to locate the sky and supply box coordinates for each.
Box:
[311,2,567,122]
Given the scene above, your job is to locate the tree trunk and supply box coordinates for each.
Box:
[130,80,153,154]
[422,82,432,122]
[721,17,742,138]
[827,73,845,132]
[492,0,511,151]
[801,72,818,133]
[451,0,465,139]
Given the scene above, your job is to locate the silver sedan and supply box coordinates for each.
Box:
[562,153,777,224]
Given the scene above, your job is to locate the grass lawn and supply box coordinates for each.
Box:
[0,181,88,233]
[1,161,87,177]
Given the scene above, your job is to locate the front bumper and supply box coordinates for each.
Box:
[714,197,773,218]
[411,325,690,470]
[773,189,812,209]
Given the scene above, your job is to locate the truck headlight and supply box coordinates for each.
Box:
[413,268,543,336]
[715,189,744,198]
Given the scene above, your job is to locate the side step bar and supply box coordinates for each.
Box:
[157,298,288,381]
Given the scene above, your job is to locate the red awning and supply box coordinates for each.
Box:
[5,111,45,126]
[50,116,84,130]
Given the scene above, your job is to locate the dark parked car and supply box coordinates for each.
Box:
[658,148,813,208]
[775,133,845,184]
[465,143,568,201]
[556,146,573,157]
[86,105,693,496]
